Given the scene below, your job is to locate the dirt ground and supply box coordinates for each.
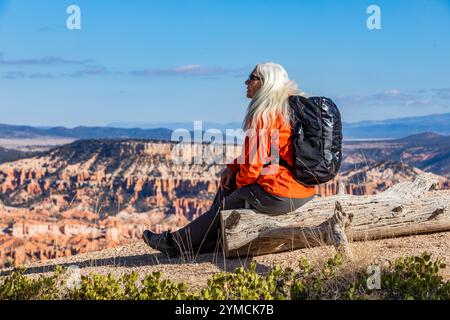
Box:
[1,231,449,291]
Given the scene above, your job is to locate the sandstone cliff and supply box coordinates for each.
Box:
[0,139,448,267]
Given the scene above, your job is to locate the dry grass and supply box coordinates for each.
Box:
[2,230,448,292]
[1,148,448,292]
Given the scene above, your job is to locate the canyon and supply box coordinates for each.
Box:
[0,135,448,267]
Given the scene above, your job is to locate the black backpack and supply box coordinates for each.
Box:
[279,95,343,186]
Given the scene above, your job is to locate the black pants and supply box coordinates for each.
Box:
[170,178,314,255]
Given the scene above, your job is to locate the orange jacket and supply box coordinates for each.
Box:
[227,115,316,199]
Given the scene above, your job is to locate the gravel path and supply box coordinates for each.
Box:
[2,231,449,291]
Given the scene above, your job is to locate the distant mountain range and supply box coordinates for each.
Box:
[107,121,243,131]
[111,112,450,139]
[0,123,172,140]
[343,112,450,139]
[1,112,449,141]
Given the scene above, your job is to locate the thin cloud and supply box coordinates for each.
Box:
[130,64,230,77]
[336,89,430,106]
[404,99,432,106]
[28,73,54,79]
[0,53,246,80]
[369,89,415,102]
[66,65,109,77]
[0,52,94,66]
[2,71,54,79]
[432,88,450,100]
[2,71,26,79]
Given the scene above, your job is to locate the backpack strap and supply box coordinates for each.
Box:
[278,157,292,169]
[262,156,292,169]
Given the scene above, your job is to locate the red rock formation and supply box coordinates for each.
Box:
[316,160,449,197]
[0,140,448,268]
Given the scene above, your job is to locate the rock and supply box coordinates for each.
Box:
[0,140,448,268]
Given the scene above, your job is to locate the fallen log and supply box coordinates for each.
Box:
[220,173,450,258]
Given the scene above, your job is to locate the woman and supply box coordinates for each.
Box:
[143,62,316,258]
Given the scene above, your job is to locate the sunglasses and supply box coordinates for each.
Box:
[246,74,261,82]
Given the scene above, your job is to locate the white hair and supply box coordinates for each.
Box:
[243,62,303,130]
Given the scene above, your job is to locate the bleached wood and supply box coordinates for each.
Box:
[220,173,450,258]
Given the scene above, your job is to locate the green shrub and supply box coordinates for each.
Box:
[381,253,450,300]
[67,271,195,300]
[200,262,291,300]
[68,273,124,300]
[0,253,449,300]
[333,252,450,300]
[0,266,64,300]
[136,272,195,300]
[291,253,346,300]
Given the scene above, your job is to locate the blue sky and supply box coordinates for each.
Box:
[0,0,449,127]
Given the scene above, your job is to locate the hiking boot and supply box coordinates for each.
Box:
[142,230,179,258]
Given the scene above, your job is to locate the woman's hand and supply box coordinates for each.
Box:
[220,167,235,190]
